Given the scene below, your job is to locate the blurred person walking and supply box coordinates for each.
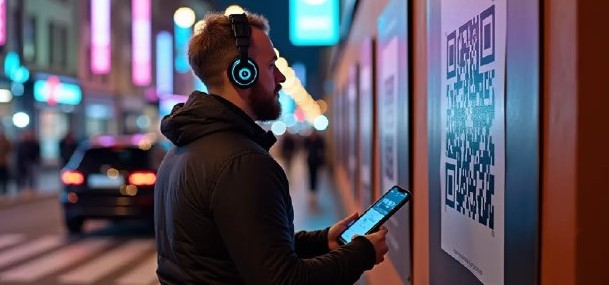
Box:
[15,130,40,191]
[304,130,326,201]
[59,132,78,166]
[0,132,12,195]
[154,12,388,285]
[280,132,297,172]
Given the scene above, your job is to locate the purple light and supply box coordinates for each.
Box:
[132,0,151,86]
[159,94,187,117]
[95,135,115,146]
[91,0,111,73]
[156,31,173,95]
[0,0,6,46]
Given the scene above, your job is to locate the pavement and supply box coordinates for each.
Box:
[0,166,61,209]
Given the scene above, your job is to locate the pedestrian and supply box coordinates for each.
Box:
[304,130,326,201]
[280,132,297,172]
[154,12,388,285]
[0,132,12,195]
[59,132,78,166]
[15,130,40,191]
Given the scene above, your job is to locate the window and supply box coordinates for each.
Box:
[48,21,55,65]
[79,147,153,171]
[23,17,36,62]
[59,25,68,68]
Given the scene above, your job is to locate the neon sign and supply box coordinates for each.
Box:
[34,76,82,105]
[91,0,111,74]
[174,24,191,73]
[0,0,6,46]
[289,0,339,46]
[156,31,173,95]
[132,0,151,86]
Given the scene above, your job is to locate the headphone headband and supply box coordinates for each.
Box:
[227,13,259,89]
[229,14,250,63]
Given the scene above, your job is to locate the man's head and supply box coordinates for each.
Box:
[189,12,286,121]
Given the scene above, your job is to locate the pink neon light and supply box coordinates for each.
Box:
[91,0,111,74]
[132,0,151,86]
[46,76,61,106]
[0,0,6,46]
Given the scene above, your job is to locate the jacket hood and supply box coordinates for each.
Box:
[160,91,276,150]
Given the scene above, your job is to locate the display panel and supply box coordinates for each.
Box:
[358,38,375,210]
[440,1,506,284]
[377,0,411,282]
[429,0,539,284]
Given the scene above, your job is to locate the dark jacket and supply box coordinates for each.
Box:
[155,92,376,285]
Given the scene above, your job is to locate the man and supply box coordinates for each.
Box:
[154,12,389,285]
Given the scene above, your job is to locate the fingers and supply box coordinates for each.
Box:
[345,212,359,221]
[366,227,389,264]
[377,226,388,235]
[341,212,359,225]
[370,226,388,239]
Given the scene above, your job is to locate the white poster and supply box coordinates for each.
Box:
[380,36,398,195]
[440,1,506,285]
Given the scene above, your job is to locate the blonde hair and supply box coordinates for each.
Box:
[188,12,270,88]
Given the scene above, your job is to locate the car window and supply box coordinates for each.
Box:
[78,147,153,172]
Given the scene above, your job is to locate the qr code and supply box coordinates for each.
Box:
[444,5,496,229]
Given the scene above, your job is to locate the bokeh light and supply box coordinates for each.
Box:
[12,112,30,128]
[173,7,195,28]
[224,5,245,16]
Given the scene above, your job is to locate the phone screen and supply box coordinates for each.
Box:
[339,186,411,244]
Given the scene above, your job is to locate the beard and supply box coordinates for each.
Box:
[248,84,281,121]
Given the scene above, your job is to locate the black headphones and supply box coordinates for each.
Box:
[227,13,259,89]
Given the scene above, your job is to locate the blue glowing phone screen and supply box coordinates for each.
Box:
[340,187,409,242]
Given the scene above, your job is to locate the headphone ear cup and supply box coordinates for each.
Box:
[228,57,259,89]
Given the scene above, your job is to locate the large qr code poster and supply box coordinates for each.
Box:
[440,1,506,284]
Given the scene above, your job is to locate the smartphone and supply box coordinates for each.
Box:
[338,185,412,245]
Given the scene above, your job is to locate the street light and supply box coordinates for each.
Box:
[174,7,195,28]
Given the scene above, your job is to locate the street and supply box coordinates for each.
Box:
[0,152,343,285]
[0,196,159,285]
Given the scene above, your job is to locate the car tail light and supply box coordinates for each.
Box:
[128,171,157,186]
[61,170,84,186]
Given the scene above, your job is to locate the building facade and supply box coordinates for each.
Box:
[1,0,212,166]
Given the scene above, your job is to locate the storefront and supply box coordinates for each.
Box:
[31,74,82,166]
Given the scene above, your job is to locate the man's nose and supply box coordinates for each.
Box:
[276,68,286,83]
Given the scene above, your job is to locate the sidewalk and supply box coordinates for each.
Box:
[272,147,368,285]
[0,166,61,209]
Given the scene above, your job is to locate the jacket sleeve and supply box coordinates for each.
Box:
[295,228,330,258]
[212,152,376,285]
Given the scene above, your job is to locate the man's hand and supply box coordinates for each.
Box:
[364,226,389,264]
[327,212,359,250]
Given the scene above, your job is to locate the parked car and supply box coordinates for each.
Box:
[59,134,166,233]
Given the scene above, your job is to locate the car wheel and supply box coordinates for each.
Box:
[66,217,84,234]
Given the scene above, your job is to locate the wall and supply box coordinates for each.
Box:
[23,0,79,75]
[333,0,544,284]
[542,0,609,284]
[332,0,428,284]
[333,0,609,283]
